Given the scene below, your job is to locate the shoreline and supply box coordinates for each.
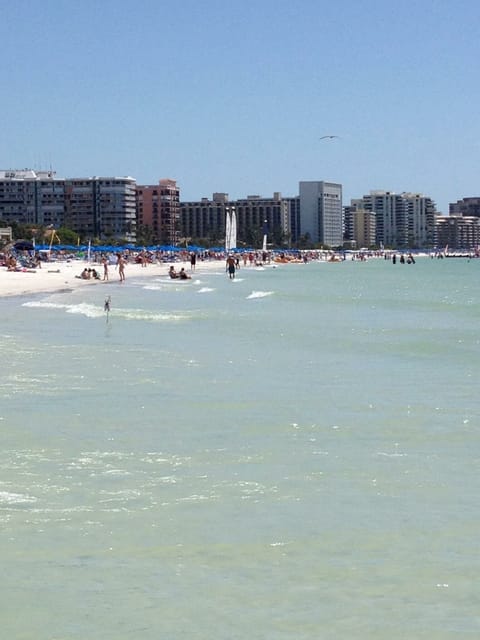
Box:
[0,258,224,299]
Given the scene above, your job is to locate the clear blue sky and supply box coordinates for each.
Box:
[2,0,479,213]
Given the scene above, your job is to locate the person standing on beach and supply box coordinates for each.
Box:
[226,255,236,279]
[102,256,109,281]
[190,252,197,271]
[117,254,126,282]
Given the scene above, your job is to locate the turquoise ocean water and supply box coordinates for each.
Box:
[1,257,479,639]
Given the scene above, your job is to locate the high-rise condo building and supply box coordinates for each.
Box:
[65,176,137,241]
[0,169,137,242]
[299,181,343,246]
[356,190,436,248]
[0,169,65,228]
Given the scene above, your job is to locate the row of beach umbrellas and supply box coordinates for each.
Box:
[14,242,206,253]
[13,241,298,254]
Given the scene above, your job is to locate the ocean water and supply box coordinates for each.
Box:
[1,257,479,639]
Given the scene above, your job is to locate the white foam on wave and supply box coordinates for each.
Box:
[24,299,188,323]
[24,300,66,310]
[143,278,202,290]
[149,279,194,288]
[99,469,132,477]
[0,491,37,505]
[178,494,213,502]
[246,290,274,299]
[120,309,188,322]
[198,287,215,293]
[142,284,164,291]
[377,452,407,458]
[67,302,104,318]
[24,300,104,318]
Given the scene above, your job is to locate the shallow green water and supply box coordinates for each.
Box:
[1,257,479,638]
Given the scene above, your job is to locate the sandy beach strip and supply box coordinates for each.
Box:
[0,257,225,298]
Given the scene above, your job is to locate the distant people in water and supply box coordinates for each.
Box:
[226,255,236,279]
[393,253,416,265]
[169,265,178,279]
[179,268,191,280]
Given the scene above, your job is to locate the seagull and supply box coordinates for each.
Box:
[319,135,340,140]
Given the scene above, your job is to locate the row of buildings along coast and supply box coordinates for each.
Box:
[1,169,479,250]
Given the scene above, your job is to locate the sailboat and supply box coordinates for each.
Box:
[262,219,268,253]
[255,219,275,267]
[225,208,237,253]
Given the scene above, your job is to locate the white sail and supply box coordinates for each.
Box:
[262,233,267,252]
[262,219,268,252]
[225,209,237,252]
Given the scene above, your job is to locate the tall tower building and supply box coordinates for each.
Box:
[404,192,436,248]
[360,191,406,247]
[299,181,342,246]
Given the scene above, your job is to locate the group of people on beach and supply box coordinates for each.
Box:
[75,254,125,282]
[2,252,42,271]
[78,267,101,280]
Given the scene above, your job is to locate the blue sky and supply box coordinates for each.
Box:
[2,0,479,213]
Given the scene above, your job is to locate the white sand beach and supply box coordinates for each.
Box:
[0,257,225,298]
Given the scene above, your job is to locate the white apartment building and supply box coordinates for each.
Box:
[299,181,343,246]
[357,190,436,248]
[0,169,137,241]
